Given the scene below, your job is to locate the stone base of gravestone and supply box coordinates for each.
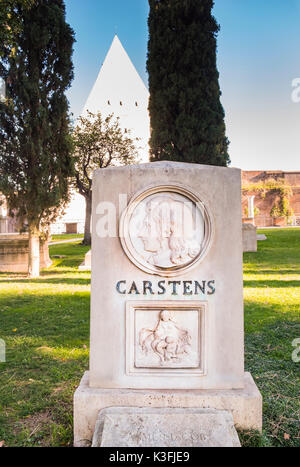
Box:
[0,233,51,272]
[73,371,262,447]
[242,223,257,252]
[78,250,91,271]
[91,407,241,447]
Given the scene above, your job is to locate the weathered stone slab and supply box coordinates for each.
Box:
[257,234,267,241]
[0,233,51,272]
[242,223,257,252]
[92,407,241,447]
[74,371,262,447]
[79,250,91,271]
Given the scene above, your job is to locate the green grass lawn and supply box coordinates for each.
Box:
[0,241,90,447]
[242,228,300,447]
[0,231,299,447]
[50,234,84,243]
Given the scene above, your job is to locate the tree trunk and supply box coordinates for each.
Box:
[83,194,92,246]
[28,226,40,278]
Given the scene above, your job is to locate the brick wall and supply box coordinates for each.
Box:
[242,171,300,227]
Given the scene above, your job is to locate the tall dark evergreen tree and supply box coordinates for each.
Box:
[0,1,36,55]
[0,0,75,277]
[147,0,230,166]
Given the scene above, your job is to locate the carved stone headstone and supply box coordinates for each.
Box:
[74,161,262,447]
[242,223,258,252]
[79,250,91,271]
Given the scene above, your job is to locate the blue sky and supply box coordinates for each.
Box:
[65,0,300,171]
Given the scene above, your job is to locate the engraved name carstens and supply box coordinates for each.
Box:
[116,279,215,296]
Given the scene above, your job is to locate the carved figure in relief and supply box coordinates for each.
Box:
[139,310,192,364]
[138,195,201,268]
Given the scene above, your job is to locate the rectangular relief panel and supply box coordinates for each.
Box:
[126,301,207,377]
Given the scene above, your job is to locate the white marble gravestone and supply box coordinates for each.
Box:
[78,250,91,271]
[74,161,262,447]
[242,223,258,252]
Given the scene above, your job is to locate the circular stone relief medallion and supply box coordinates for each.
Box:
[120,185,213,277]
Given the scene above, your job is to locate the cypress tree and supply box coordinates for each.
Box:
[0,0,75,277]
[0,1,36,54]
[147,0,230,166]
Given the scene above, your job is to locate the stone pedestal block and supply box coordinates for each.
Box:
[74,371,262,447]
[0,233,51,273]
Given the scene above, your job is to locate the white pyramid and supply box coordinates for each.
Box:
[51,36,151,235]
[82,35,150,162]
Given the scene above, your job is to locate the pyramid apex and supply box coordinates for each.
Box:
[112,34,122,44]
[105,34,127,60]
[81,33,150,162]
[82,34,149,117]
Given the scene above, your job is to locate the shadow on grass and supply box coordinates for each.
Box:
[0,277,90,286]
[0,284,90,447]
[244,280,300,288]
[0,289,90,345]
[245,269,300,276]
[48,259,85,270]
